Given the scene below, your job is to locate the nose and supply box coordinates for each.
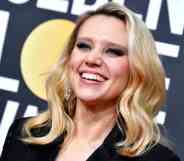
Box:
[84,49,103,67]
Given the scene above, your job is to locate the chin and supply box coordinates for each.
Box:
[76,93,102,102]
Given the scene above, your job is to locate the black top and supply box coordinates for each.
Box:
[0,118,181,161]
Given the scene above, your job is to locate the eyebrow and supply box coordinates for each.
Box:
[77,36,128,54]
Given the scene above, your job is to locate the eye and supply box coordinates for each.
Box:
[76,42,91,51]
[106,48,126,57]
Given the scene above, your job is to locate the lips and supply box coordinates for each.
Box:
[79,71,108,82]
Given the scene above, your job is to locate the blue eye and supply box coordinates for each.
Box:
[76,42,91,51]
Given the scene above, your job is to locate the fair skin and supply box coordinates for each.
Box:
[56,15,129,161]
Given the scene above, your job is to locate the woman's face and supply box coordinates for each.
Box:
[68,15,129,107]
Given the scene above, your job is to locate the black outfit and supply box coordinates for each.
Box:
[0,118,181,161]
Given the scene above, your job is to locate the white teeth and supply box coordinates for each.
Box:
[81,73,97,81]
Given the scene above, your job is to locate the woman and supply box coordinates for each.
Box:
[0,2,181,161]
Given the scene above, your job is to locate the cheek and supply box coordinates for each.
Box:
[69,49,85,71]
[68,55,78,84]
[110,59,129,80]
[69,53,80,71]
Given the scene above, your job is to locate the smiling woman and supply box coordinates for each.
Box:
[0,2,181,161]
[69,15,129,108]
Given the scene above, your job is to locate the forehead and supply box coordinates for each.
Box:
[77,15,128,46]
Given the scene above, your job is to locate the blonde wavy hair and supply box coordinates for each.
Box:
[22,2,166,157]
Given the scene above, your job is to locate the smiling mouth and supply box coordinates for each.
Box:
[79,72,108,82]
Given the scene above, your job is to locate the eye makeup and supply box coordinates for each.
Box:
[76,41,91,50]
[105,48,127,57]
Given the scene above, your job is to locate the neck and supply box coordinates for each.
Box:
[73,99,117,142]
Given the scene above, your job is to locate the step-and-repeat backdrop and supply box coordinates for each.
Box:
[0,0,183,159]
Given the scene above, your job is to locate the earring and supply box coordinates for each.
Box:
[64,86,71,100]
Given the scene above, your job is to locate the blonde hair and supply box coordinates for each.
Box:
[22,2,166,157]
